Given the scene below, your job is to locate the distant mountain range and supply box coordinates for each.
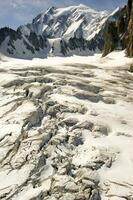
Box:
[0,2,132,59]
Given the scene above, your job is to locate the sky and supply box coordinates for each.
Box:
[0,0,127,29]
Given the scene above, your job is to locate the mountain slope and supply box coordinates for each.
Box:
[0,3,131,59]
[18,4,108,56]
[19,4,107,40]
[0,4,109,58]
[0,27,50,59]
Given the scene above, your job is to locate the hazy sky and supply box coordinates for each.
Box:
[0,0,127,29]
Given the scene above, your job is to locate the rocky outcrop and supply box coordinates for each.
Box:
[0,27,22,55]
[126,0,133,57]
[0,27,49,58]
[59,33,104,56]
[103,0,133,57]
[102,6,128,57]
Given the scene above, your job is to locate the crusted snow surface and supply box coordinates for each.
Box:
[0,51,133,200]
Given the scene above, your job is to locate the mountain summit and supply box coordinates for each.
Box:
[0,4,110,58]
[0,4,128,59]
[19,4,107,40]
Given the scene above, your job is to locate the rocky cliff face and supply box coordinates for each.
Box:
[102,6,128,57]
[0,27,49,58]
[126,0,133,57]
[103,0,133,57]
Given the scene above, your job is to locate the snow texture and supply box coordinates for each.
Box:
[0,51,133,199]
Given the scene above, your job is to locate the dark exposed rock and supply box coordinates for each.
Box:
[102,97,116,104]
[103,6,128,57]
[129,64,133,72]
[93,124,110,136]
[0,27,49,57]
[89,189,101,200]
[27,32,48,51]
[103,0,133,58]
[60,118,79,127]
[60,40,68,55]
[0,27,21,46]
[61,32,105,56]
[126,0,133,57]
[72,121,94,131]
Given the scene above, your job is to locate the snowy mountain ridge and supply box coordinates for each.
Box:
[0,4,124,58]
[19,4,108,40]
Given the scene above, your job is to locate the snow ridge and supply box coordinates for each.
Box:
[19,4,108,40]
[0,4,110,58]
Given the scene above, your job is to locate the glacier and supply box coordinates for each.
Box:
[0,51,133,199]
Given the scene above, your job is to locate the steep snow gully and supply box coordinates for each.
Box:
[0,52,133,200]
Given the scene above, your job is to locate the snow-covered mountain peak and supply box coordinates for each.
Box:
[0,4,116,58]
[19,4,108,40]
[46,6,57,13]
